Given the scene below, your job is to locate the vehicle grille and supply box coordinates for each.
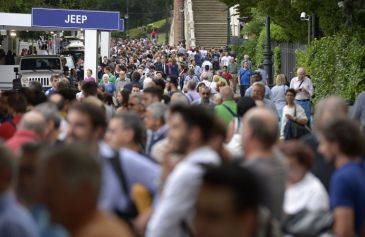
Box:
[28,77,50,87]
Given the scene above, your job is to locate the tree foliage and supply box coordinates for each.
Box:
[296,34,365,103]
[221,0,348,41]
[0,0,173,30]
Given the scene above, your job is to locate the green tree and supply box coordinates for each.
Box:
[221,0,347,40]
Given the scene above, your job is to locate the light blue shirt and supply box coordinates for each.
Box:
[98,143,161,212]
[0,191,39,237]
[30,205,68,237]
[245,84,272,100]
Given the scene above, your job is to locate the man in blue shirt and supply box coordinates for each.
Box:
[0,144,39,237]
[318,119,365,237]
[239,62,252,97]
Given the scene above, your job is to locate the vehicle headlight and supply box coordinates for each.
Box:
[22,77,29,84]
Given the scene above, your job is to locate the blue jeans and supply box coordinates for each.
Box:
[295,99,311,126]
[240,85,250,97]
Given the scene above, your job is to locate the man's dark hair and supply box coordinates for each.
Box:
[57,88,76,102]
[170,104,215,142]
[203,164,259,212]
[320,119,365,157]
[81,81,98,97]
[112,112,146,149]
[237,97,256,118]
[154,79,166,91]
[143,86,163,101]
[7,92,27,114]
[69,102,107,130]
[131,71,141,82]
[247,115,278,149]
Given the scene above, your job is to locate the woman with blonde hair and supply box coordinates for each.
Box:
[271,74,289,120]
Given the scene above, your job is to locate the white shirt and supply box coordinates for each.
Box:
[290,76,314,100]
[284,172,329,215]
[201,60,213,71]
[221,56,231,67]
[271,85,289,111]
[280,104,307,139]
[146,146,221,237]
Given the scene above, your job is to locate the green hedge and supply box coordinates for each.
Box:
[273,46,281,77]
[296,34,365,103]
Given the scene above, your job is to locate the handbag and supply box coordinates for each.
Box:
[284,106,311,140]
[282,209,334,237]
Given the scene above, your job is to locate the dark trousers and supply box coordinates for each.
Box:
[239,85,250,97]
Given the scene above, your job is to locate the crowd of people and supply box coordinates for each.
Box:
[0,37,365,237]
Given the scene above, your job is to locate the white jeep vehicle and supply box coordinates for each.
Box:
[19,55,64,88]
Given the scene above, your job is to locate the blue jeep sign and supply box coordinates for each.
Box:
[32,8,120,31]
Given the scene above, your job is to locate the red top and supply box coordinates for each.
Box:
[0,115,23,141]
[222,72,233,85]
[5,129,41,155]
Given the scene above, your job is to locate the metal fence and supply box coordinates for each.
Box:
[277,42,306,80]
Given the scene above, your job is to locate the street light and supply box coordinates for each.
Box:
[300,12,311,47]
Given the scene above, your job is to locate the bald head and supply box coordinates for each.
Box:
[220,86,234,101]
[297,67,306,80]
[242,108,278,150]
[315,96,348,128]
[19,110,46,136]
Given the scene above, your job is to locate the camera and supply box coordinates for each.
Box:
[300,12,307,21]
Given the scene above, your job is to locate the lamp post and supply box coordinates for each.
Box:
[300,12,311,47]
[263,17,273,86]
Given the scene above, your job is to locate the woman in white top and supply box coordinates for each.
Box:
[280,88,308,140]
[271,74,289,120]
[280,140,329,215]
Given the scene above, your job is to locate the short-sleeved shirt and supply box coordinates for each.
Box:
[239,68,251,85]
[215,100,237,125]
[330,161,365,234]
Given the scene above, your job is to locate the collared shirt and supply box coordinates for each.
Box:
[0,191,39,237]
[245,84,272,100]
[290,76,314,100]
[191,98,215,110]
[228,62,239,74]
[186,90,201,103]
[263,98,278,116]
[194,65,202,78]
[239,68,252,85]
[146,125,168,156]
[98,143,160,212]
[146,146,221,237]
[115,77,131,92]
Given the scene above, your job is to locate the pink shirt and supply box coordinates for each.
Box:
[84,76,96,82]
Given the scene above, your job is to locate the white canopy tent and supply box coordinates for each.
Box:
[0,12,112,79]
